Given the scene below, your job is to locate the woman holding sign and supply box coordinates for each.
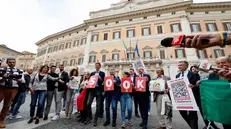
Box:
[78,72,90,123]
[65,68,80,119]
[120,72,133,128]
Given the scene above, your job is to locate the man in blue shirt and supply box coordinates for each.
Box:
[103,69,121,127]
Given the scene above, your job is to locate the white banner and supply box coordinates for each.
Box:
[132,59,148,73]
[167,77,199,111]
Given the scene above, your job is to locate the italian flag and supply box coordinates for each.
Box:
[122,40,128,59]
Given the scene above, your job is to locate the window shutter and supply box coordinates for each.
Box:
[113,32,115,39]
[118,54,120,60]
[196,50,199,58]
[178,23,182,32]
[133,29,135,37]
[183,49,186,58]
[142,28,144,35]
[96,35,98,41]
[148,27,151,35]
[221,49,225,56]
[89,56,91,63]
[175,49,178,58]
[127,30,129,38]
[119,32,121,38]
[170,24,173,32]
[198,23,202,32]
[204,49,208,58]
[150,51,152,58]
[112,54,114,60]
[214,49,218,58]
[143,52,145,58]
[223,22,228,31]
[190,24,193,32]
[206,23,209,31]
[91,35,94,42]
[93,56,96,63]
[214,23,218,31]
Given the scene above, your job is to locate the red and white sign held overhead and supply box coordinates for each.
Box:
[121,78,132,93]
[135,77,146,92]
[86,76,99,89]
[104,76,114,91]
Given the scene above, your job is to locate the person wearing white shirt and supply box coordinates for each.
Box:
[153,68,172,129]
[65,68,80,119]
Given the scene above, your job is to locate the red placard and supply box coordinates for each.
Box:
[104,76,114,91]
[135,77,146,92]
[121,78,132,93]
[86,75,99,88]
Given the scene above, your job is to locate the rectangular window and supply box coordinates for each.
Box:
[102,55,106,62]
[214,49,225,58]
[175,49,186,59]
[73,40,79,47]
[159,50,166,59]
[171,23,181,33]
[62,61,67,66]
[89,56,96,63]
[142,27,151,36]
[112,54,119,60]
[53,46,58,52]
[70,59,76,66]
[59,44,64,50]
[197,50,208,59]
[78,58,83,65]
[56,62,60,67]
[103,33,108,40]
[65,42,71,49]
[157,25,163,34]
[127,53,135,59]
[113,31,120,39]
[144,51,152,58]
[91,34,98,42]
[127,29,135,38]
[190,23,201,32]
[223,22,231,31]
[81,38,86,45]
[48,48,53,53]
[206,23,218,32]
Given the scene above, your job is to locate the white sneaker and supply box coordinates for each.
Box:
[148,112,151,116]
[9,115,22,119]
[15,115,23,119]
[51,115,60,121]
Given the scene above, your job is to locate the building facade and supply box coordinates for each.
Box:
[16,51,36,70]
[0,44,21,66]
[34,0,231,79]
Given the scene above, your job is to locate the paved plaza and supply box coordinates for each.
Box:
[1,94,223,129]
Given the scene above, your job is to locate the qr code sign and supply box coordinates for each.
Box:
[171,81,190,101]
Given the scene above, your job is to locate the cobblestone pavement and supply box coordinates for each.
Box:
[1,94,223,129]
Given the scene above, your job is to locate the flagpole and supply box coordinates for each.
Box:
[129,38,131,62]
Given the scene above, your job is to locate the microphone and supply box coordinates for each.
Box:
[161,35,210,47]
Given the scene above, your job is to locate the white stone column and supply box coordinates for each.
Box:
[83,32,92,67]
[119,65,123,78]
[42,44,50,65]
[180,15,198,61]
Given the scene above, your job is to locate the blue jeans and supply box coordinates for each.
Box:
[148,95,151,112]
[12,92,26,116]
[30,90,46,117]
[105,95,118,121]
[120,93,132,123]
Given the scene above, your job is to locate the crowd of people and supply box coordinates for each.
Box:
[0,31,231,129]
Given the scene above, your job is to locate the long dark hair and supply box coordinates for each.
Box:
[70,68,78,77]
[39,65,49,73]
